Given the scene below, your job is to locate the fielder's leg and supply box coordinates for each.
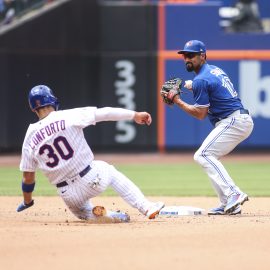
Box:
[194,115,253,211]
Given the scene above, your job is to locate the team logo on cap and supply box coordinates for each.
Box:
[186,41,193,47]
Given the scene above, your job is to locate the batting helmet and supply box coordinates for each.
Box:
[28,85,59,111]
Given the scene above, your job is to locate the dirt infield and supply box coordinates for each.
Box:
[1,196,270,270]
[1,152,270,270]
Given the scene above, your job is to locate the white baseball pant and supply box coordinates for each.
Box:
[57,160,151,220]
[194,111,254,205]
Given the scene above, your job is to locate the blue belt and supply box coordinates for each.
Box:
[239,109,249,115]
[56,165,91,188]
[214,109,250,125]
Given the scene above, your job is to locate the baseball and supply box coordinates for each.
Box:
[184,80,193,90]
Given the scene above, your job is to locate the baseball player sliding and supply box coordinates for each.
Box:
[160,40,254,215]
[17,85,164,222]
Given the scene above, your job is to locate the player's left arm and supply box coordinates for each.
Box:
[17,171,35,212]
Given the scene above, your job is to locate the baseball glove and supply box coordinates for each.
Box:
[160,78,183,105]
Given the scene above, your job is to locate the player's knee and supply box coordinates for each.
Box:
[194,151,204,165]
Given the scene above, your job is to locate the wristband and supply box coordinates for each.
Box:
[22,181,35,193]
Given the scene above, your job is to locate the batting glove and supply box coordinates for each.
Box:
[17,200,34,212]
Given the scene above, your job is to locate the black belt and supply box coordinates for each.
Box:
[240,109,249,115]
[56,165,91,188]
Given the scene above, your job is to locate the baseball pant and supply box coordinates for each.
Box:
[194,112,254,205]
[57,160,151,219]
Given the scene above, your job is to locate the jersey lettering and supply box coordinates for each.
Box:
[30,120,66,149]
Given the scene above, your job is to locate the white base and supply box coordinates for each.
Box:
[159,206,205,216]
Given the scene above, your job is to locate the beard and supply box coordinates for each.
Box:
[185,62,194,72]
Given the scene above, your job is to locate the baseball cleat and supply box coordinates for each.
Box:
[224,193,249,214]
[92,206,130,223]
[108,211,130,223]
[146,201,165,219]
[208,205,241,215]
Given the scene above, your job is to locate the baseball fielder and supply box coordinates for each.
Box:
[17,85,164,222]
[160,40,254,215]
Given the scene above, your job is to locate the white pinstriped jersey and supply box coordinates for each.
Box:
[20,107,98,185]
[19,105,161,221]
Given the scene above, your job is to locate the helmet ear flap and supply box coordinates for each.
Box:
[54,99,60,111]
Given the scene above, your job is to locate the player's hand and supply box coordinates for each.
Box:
[17,200,34,212]
[134,112,152,126]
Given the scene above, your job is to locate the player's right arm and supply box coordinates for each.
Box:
[66,107,152,131]
[95,107,151,125]
[174,98,208,120]
[174,78,209,120]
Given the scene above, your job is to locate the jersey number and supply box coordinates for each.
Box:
[39,136,74,168]
[222,76,238,97]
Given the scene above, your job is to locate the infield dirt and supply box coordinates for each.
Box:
[1,153,270,270]
[1,196,270,270]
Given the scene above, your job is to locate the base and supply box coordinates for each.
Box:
[159,206,205,216]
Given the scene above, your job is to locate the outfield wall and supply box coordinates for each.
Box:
[0,0,269,152]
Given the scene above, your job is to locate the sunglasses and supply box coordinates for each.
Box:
[182,52,201,59]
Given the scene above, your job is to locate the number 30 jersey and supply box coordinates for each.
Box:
[192,64,244,125]
[20,107,97,185]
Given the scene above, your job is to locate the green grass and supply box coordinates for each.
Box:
[0,162,270,196]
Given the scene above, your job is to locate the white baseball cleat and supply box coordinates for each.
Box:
[108,211,130,223]
[208,204,241,215]
[92,206,130,223]
[224,193,249,214]
[146,202,165,219]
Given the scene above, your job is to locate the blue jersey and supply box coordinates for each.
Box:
[192,64,244,125]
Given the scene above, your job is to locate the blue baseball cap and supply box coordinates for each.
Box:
[178,40,206,54]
